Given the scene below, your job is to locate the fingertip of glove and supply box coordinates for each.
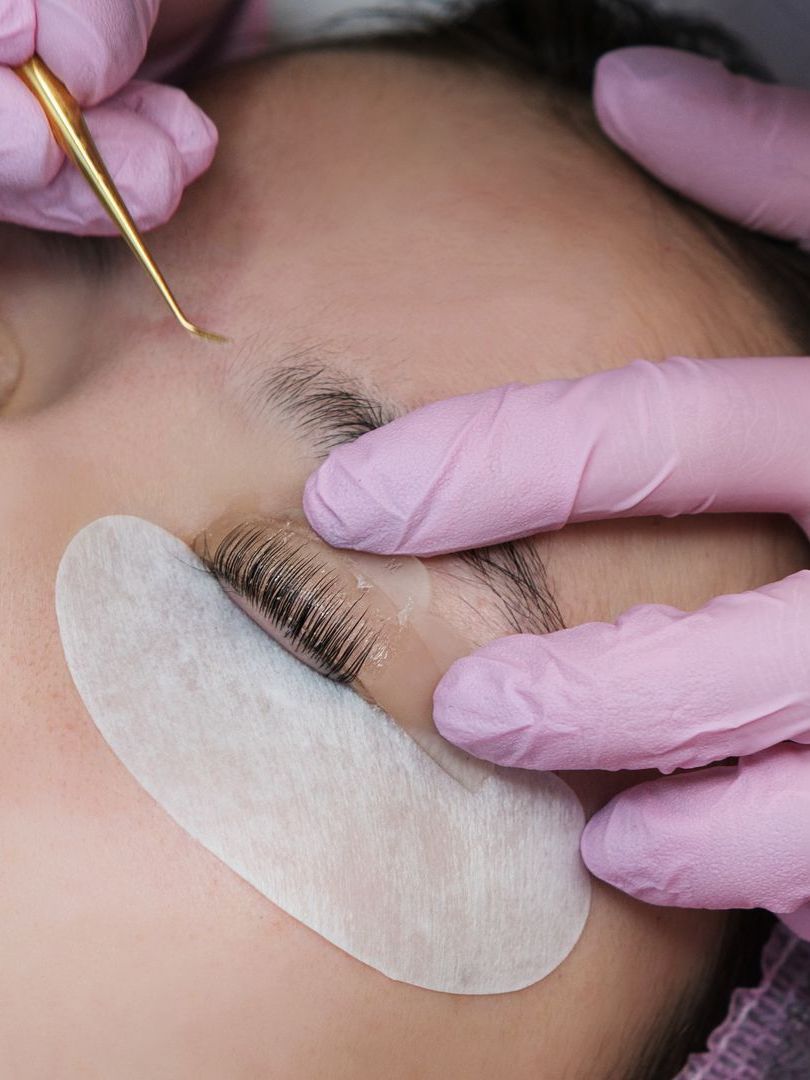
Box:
[114,148,183,233]
[0,71,63,190]
[594,48,657,149]
[303,466,358,550]
[176,106,218,183]
[580,806,616,877]
[581,788,690,907]
[303,450,409,554]
[594,46,714,156]
[580,799,652,896]
[112,83,219,184]
[0,0,35,65]
[434,650,547,769]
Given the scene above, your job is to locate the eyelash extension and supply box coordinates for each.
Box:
[203,522,379,684]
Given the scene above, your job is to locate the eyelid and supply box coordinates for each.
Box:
[195,512,494,791]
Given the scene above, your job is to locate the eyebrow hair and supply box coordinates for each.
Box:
[267,362,400,454]
[259,359,565,637]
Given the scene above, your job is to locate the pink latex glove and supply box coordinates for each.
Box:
[303,48,810,938]
[0,0,219,234]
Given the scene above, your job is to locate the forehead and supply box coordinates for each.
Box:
[172,49,787,406]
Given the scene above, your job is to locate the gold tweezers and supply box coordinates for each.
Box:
[15,55,225,343]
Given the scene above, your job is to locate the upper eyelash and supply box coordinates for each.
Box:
[203,522,379,684]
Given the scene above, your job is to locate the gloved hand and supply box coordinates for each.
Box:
[303,47,810,939]
[0,0,220,234]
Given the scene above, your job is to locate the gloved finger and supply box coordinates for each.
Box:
[32,0,160,104]
[304,356,810,556]
[0,80,217,235]
[0,0,36,66]
[594,47,810,246]
[0,65,63,189]
[580,743,810,922]
[113,79,218,187]
[433,571,810,773]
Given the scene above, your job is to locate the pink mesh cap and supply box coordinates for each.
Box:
[676,924,810,1078]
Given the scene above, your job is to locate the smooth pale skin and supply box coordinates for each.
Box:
[0,50,807,1078]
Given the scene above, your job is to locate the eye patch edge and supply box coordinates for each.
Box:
[55,515,591,995]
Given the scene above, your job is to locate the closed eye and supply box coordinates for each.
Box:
[199,520,380,684]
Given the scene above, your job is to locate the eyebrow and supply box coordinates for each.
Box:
[248,358,565,638]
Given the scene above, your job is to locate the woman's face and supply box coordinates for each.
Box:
[0,51,806,1078]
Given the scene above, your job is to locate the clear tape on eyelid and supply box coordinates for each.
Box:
[56,516,591,994]
[199,512,494,792]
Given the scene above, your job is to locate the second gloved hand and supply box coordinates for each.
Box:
[302,47,810,941]
[304,357,810,939]
[0,0,218,234]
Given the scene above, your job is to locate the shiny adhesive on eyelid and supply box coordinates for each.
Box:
[199,512,494,792]
[56,516,590,994]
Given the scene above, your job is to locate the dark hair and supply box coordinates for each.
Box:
[632,909,773,1079]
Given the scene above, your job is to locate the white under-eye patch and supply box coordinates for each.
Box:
[56,516,591,994]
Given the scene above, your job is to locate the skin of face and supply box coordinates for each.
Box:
[0,49,807,1079]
